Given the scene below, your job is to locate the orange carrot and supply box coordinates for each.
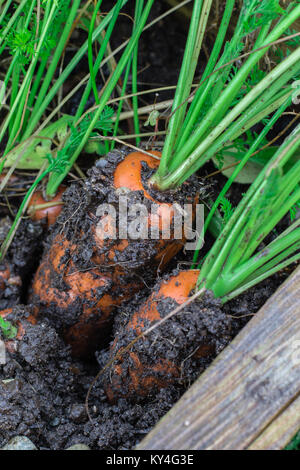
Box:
[103,269,232,402]
[28,185,66,226]
[32,151,200,358]
[91,151,198,274]
[104,270,200,402]
[31,234,139,357]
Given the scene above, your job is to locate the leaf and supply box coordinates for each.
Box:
[7,29,35,65]
[243,0,286,34]
[4,116,71,170]
[0,316,17,340]
[214,142,300,184]
[48,107,115,174]
[213,145,278,184]
[219,196,235,226]
[144,110,159,127]
[84,140,107,155]
[229,66,267,107]
[65,107,114,152]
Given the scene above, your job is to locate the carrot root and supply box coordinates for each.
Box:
[31,151,203,358]
[103,270,232,402]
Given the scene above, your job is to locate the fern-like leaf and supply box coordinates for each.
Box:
[219,196,235,226]
[49,107,115,175]
[290,200,300,221]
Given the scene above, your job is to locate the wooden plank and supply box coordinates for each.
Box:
[248,394,300,450]
[137,265,300,450]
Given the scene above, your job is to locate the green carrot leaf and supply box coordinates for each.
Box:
[219,196,235,227]
[0,316,18,340]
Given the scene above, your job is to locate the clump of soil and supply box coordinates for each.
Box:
[0,218,44,309]
[7,219,44,282]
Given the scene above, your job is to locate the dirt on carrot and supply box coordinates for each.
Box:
[31,150,207,357]
[102,269,232,402]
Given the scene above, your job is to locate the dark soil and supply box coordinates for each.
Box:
[0,218,44,309]
[0,266,291,449]
[1,291,230,450]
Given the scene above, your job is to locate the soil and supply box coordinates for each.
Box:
[0,269,290,449]
[0,149,294,449]
[0,217,44,309]
[0,1,298,451]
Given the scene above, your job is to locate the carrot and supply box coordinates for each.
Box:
[31,234,140,357]
[104,270,198,401]
[90,151,196,274]
[103,269,232,402]
[32,150,201,357]
[0,262,22,300]
[0,264,11,291]
[28,185,66,226]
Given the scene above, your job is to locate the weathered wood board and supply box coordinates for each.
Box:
[137,265,300,450]
[248,394,300,450]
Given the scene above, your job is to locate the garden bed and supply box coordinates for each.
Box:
[0,0,299,451]
[0,153,295,450]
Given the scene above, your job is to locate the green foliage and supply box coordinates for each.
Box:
[274,27,300,62]
[243,0,286,33]
[219,196,235,226]
[196,125,300,302]
[230,66,267,107]
[75,107,114,139]
[290,200,300,221]
[152,0,300,190]
[214,131,276,183]
[286,430,300,450]
[216,131,270,169]
[284,27,300,47]
[0,316,17,340]
[214,152,224,170]
[7,29,35,65]
[39,3,70,52]
[4,1,69,67]
[53,107,114,174]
